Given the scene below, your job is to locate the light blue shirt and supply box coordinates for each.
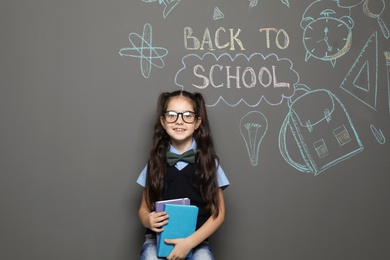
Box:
[136,140,229,189]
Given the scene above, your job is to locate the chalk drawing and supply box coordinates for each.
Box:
[240,111,268,166]
[336,0,364,9]
[340,31,378,110]
[384,51,390,114]
[363,0,389,39]
[142,0,182,19]
[249,0,258,9]
[282,0,290,8]
[279,84,363,175]
[213,7,224,20]
[370,125,386,145]
[301,0,354,67]
[175,52,299,107]
[119,23,168,78]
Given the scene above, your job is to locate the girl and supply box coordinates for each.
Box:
[136,90,229,260]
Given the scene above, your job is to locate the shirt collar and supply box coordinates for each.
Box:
[169,139,197,154]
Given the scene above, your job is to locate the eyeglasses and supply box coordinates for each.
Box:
[163,110,197,123]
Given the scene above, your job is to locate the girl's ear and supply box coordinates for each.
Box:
[195,117,202,129]
[160,116,166,129]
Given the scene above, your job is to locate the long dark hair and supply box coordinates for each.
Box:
[145,90,221,217]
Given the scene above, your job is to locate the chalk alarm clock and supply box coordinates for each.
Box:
[303,16,353,61]
[302,10,354,65]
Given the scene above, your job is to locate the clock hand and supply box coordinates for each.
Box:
[323,36,332,51]
[316,27,333,52]
[324,27,329,36]
[322,27,332,52]
[317,27,329,42]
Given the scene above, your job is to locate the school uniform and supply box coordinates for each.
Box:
[137,140,229,260]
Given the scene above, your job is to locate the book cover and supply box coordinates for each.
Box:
[155,197,190,213]
[157,204,198,258]
[155,198,190,249]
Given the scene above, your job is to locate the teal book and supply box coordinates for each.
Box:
[155,198,190,249]
[157,204,199,258]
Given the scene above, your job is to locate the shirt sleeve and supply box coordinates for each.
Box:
[136,165,147,187]
[216,164,230,190]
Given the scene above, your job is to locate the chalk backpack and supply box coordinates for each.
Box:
[278,85,364,175]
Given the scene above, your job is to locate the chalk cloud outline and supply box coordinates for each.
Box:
[174,52,299,107]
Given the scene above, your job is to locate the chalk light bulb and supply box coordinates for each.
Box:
[239,111,268,166]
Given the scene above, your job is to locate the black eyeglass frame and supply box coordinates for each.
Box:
[162,110,198,123]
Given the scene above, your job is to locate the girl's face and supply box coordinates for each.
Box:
[160,96,201,152]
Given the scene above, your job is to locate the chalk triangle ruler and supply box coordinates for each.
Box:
[340,31,378,111]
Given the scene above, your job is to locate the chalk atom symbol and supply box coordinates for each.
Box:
[119,23,168,78]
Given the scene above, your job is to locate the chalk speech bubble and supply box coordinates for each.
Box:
[174,52,299,107]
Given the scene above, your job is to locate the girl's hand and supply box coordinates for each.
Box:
[146,211,169,233]
[164,238,192,260]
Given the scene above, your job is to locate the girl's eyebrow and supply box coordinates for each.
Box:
[166,110,196,113]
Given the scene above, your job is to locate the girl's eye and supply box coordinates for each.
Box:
[183,112,194,119]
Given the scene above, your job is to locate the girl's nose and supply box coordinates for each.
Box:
[175,115,184,124]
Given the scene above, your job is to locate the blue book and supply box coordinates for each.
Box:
[157,204,198,258]
[155,198,190,249]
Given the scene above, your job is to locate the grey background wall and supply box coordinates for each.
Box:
[1,0,389,259]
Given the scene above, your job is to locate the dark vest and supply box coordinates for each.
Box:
[163,163,210,231]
